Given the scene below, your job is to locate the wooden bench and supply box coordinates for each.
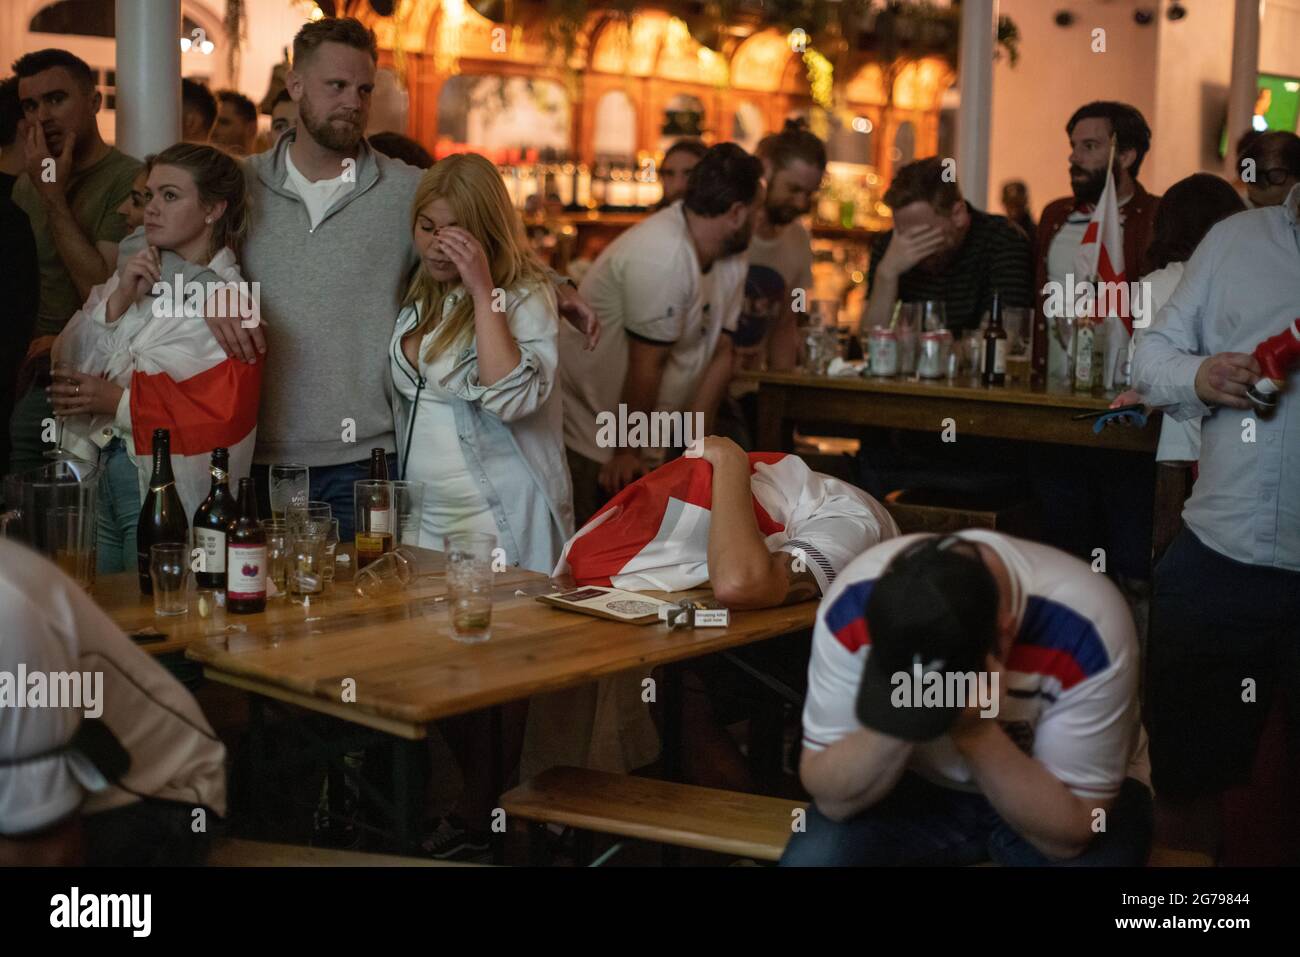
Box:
[501,767,1215,866]
[501,767,804,862]
[206,838,479,867]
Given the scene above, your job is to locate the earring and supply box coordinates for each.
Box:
[205,216,213,224]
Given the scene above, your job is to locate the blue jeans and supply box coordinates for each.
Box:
[251,455,395,543]
[780,773,1153,866]
[95,437,140,574]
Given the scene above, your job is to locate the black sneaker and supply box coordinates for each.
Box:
[419,816,491,862]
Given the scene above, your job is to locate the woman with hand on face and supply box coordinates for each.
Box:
[390,152,573,572]
[50,143,263,573]
[390,152,572,861]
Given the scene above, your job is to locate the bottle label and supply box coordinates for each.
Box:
[369,507,392,534]
[993,338,1007,375]
[227,544,267,599]
[1075,326,1095,385]
[196,528,226,573]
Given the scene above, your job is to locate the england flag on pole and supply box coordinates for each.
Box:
[1074,152,1132,333]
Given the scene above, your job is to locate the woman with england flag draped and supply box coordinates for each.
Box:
[49,143,263,568]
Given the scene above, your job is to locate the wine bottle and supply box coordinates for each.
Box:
[357,448,393,569]
[137,428,189,594]
[982,290,1008,387]
[192,447,236,590]
[227,476,267,614]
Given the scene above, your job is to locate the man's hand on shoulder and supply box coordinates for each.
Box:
[205,311,267,365]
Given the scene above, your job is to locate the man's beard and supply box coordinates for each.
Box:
[298,93,363,153]
[722,221,753,256]
[1070,161,1116,204]
[766,202,801,226]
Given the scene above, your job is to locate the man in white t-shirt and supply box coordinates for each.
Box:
[0,539,226,865]
[560,143,765,525]
[782,530,1152,866]
[720,122,824,448]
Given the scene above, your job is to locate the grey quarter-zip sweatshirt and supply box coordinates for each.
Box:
[241,131,422,466]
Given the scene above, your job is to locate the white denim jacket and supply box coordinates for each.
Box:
[388,282,574,573]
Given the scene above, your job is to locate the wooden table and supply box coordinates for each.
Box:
[740,370,1158,453]
[738,370,1189,560]
[95,546,818,852]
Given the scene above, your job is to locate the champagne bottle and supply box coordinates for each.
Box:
[137,428,189,594]
[192,447,236,590]
[357,449,393,569]
[227,476,267,614]
[982,290,1008,387]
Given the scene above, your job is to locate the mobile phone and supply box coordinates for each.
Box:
[1072,403,1144,421]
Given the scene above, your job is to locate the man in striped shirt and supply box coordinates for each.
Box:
[864,157,1034,334]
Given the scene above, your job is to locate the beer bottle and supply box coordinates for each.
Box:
[982,290,1008,387]
[227,477,267,614]
[193,447,236,590]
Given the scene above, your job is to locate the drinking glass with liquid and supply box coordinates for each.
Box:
[445,532,496,643]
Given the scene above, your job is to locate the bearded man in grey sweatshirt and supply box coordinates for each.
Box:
[204,16,596,540]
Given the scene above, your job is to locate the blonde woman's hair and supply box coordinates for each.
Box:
[402,152,549,361]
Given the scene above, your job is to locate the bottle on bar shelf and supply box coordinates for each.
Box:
[227,476,267,614]
[136,428,189,594]
[193,446,236,590]
[982,290,1008,387]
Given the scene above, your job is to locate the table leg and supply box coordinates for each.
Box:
[755,384,789,453]
[490,704,505,865]
[391,737,420,854]
[661,662,683,783]
[248,697,268,840]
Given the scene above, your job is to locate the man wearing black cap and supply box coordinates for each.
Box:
[781,530,1152,866]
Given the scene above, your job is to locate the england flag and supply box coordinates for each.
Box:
[57,246,263,519]
[554,452,898,595]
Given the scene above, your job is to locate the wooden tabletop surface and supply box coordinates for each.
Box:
[736,369,1126,412]
[94,546,534,658]
[94,546,817,737]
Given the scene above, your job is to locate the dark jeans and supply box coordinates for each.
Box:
[780,773,1153,867]
[1146,527,1300,799]
[81,798,214,866]
[251,454,394,543]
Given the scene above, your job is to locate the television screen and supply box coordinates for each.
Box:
[1220,72,1300,158]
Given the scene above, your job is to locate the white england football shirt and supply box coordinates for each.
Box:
[801,530,1150,801]
[0,540,227,835]
[560,202,745,465]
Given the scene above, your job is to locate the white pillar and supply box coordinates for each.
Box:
[956,0,995,210]
[115,0,181,159]
[1224,0,1262,178]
